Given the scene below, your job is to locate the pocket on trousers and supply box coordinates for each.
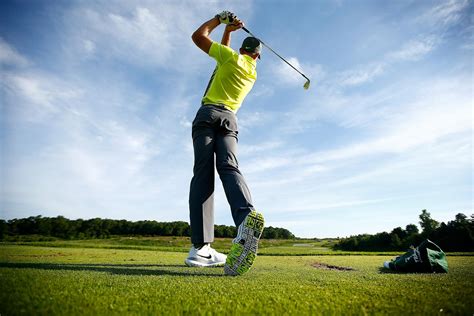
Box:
[192,107,215,140]
[220,111,238,134]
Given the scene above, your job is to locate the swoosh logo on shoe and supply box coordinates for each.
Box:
[197,254,212,259]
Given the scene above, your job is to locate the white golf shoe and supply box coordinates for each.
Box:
[184,244,227,267]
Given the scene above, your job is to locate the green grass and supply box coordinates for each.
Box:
[2,237,471,256]
[2,236,319,252]
[1,241,473,315]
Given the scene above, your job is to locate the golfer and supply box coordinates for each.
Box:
[185,11,265,276]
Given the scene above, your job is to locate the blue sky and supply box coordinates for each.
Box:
[1,0,472,238]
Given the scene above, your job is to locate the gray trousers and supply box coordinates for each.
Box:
[189,105,254,245]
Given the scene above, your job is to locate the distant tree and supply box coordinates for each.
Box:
[172,221,189,236]
[278,228,295,239]
[346,236,359,250]
[160,222,174,236]
[404,224,422,247]
[454,213,468,224]
[391,227,407,240]
[214,225,225,238]
[11,216,38,235]
[82,218,103,238]
[390,233,402,249]
[419,209,439,237]
[432,212,474,251]
[0,220,6,240]
[260,226,295,239]
[262,227,276,239]
[37,216,52,236]
[334,212,472,252]
[2,215,295,240]
[405,224,419,235]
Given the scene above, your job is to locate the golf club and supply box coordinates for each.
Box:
[242,26,311,90]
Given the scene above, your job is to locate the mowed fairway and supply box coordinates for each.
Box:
[0,242,473,315]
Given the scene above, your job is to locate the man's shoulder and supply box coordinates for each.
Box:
[211,42,237,52]
[209,42,238,61]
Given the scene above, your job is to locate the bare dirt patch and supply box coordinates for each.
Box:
[311,262,355,271]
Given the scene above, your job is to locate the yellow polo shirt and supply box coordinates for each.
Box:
[202,42,257,113]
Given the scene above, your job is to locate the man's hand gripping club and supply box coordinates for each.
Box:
[192,11,244,53]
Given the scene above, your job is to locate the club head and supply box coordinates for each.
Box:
[303,79,310,90]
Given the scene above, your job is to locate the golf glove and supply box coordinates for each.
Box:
[215,11,235,24]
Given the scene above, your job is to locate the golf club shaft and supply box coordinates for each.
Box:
[242,27,310,82]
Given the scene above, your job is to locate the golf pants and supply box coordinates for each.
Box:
[189,105,254,245]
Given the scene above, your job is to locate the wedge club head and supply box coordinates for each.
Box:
[304,79,311,90]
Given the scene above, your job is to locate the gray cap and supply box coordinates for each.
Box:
[241,37,262,58]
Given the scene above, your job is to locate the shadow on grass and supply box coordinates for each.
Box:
[378,267,403,274]
[378,267,448,275]
[378,267,435,274]
[0,262,226,277]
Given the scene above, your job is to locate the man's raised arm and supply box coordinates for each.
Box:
[191,16,220,54]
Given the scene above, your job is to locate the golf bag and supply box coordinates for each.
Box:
[385,239,448,273]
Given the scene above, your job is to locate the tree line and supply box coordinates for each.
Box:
[0,215,294,240]
[334,210,473,252]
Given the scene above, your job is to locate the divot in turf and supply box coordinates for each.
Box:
[311,262,355,271]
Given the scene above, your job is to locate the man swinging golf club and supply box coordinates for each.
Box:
[185,11,265,276]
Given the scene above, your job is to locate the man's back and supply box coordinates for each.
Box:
[202,42,257,113]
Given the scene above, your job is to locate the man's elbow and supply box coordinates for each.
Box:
[191,31,211,54]
[191,31,200,46]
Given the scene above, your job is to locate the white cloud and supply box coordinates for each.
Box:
[2,71,83,121]
[327,134,472,189]
[109,7,171,64]
[460,41,474,51]
[239,140,283,156]
[2,71,190,220]
[66,6,171,66]
[339,62,386,86]
[273,57,304,85]
[275,196,404,215]
[330,0,470,90]
[63,1,255,70]
[1,38,192,220]
[247,83,274,99]
[179,116,192,128]
[244,156,291,174]
[238,111,265,130]
[272,57,325,87]
[243,73,472,195]
[307,76,471,161]
[82,39,96,56]
[337,35,439,88]
[0,37,30,67]
[419,0,469,26]
[388,36,439,61]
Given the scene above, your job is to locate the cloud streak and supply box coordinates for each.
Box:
[0,37,29,67]
[418,0,469,26]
